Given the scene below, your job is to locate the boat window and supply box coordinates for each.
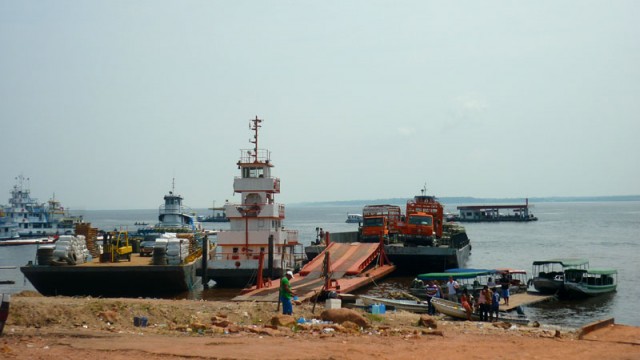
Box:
[242,167,265,178]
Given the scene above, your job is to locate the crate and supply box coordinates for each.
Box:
[325,299,342,309]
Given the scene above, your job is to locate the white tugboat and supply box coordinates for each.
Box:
[204,116,304,288]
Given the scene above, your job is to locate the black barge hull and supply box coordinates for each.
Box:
[20,261,199,298]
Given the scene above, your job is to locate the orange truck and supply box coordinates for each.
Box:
[399,195,444,246]
[359,205,402,243]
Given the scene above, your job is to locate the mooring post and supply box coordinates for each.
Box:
[201,235,209,288]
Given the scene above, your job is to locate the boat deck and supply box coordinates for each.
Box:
[499,292,554,311]
[76,254,153,267]
[233,242,395,302]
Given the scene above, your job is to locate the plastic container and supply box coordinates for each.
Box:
[133,316,148,327]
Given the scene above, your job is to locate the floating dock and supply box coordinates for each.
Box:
[233,242,395,302]
[499,292,554,311]
[456,198,537,222]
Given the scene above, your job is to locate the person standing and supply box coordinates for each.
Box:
[490,287,501,322]
[425,281,439,315]
[446,276,460,303]
[280,271,296,315]
[478,285,492,321]
[460,288,473,321]
[500,276,510,306]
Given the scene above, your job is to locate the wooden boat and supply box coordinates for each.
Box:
[531,258,589,294]
[431,297,530,325]
[358,295,430,314]
[411,270,496,299]
[561,268,617,299]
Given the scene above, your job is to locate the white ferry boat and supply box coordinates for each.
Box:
[345,213,363,223]
[204,117,305,288]
[2,175,83,238]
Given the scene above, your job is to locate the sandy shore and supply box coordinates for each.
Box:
[1,292,638,360]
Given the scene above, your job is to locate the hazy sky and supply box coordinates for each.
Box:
[1,1,639,210]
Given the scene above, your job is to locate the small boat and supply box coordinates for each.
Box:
[561,268,617,299]
[531,258,589,294]
[411,270,497,299]
[358,295,430,313]
[495,268,529,294]
[345,213,363,223]
[431,297,530,325]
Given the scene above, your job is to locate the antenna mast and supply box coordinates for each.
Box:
[249,116,262,162]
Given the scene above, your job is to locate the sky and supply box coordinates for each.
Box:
[1,1,639,210]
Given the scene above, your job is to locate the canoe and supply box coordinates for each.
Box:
[431,297,530,325]
[358,295,431,314]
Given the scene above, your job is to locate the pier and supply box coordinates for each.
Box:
[232,242,395,302]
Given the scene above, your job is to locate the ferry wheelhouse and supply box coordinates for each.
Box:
[205,117,304,288]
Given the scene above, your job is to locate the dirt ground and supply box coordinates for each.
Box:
[1,292,638,360]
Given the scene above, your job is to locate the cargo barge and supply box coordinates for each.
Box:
[305,190,472,275]
[19,188,206,298]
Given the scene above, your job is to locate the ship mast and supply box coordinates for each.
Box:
[250,116,262,163]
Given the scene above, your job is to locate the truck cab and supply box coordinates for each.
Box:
[400,212,436,246]
[359,205,402,243]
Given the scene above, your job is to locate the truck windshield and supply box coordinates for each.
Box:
[409,216,432,225]
[363,218,383,227]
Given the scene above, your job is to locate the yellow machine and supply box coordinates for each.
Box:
[107,231,133,262]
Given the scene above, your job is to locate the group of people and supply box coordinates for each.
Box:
[446,275,511,321]
[415,275,512,321]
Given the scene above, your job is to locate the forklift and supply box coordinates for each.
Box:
[105,231,133,262]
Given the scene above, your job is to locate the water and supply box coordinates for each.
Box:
[1,201,638,327]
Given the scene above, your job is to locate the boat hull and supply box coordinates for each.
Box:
[21,261,199,297]
[359,295,430,314]
[305,239,471,275]
[201,267,285,288]
[532,277,562,295]
[431,297,529,325]
[560,283,617,299]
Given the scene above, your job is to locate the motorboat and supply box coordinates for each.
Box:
[345,213,363,223]
[561,268,617,299]
[531,258,589,294]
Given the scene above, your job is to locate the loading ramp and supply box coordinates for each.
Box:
[232,242,395,302]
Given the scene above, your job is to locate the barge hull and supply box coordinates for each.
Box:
[21,262,198,297]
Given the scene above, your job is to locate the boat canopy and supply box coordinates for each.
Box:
[417,271,491,281]
[532,258,589,267]
[495,268,527,275]
[444,268,497,274]
[584,268,618,275]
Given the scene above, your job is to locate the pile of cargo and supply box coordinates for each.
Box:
[152,233,190,265]
[37,235,91,265]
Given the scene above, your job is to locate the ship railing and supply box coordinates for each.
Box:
[212,246,306,262]
[238,148,270,163]
[158,204,196,215]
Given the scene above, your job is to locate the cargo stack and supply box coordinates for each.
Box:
[75,223,99,257]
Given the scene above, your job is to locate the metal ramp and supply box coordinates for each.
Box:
[233,242,392,302]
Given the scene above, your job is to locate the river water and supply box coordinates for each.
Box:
[1,201,638,328]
